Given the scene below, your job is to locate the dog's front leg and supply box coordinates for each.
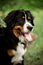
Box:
[16,56,24,65]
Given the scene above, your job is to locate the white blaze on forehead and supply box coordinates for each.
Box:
[23,14,33,33]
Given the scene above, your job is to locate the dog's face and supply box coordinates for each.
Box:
[4,10,34,42]
[12,10,34,37]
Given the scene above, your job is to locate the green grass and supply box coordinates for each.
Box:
[24,10,43,65]
[0,0,43,65]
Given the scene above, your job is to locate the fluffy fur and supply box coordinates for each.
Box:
[0,10,34,65]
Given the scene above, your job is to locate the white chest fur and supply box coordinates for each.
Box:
[11,42,27,64]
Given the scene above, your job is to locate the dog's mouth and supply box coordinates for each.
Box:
[24,32,36,42]
[13,26,36,42]
[19,31,35,42]
[16,30,36,42]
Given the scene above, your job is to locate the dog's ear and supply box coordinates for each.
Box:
[4,10,19,26]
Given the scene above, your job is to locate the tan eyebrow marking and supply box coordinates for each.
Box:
[28,17,31,19]
[22,16,25,19]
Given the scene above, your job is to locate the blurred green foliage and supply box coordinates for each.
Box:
[0,0,43,17]
[0,0,43,65]
[0,17,6,27]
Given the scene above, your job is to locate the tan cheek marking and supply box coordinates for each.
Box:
[13,26,23,37]
[13,29,20,37]
[7,49,15,56]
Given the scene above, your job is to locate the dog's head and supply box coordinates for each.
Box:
[4,10,35,42]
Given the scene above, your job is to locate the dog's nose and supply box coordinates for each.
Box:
[27,26,33,31]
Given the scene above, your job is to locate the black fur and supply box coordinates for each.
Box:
[0,10,34,65]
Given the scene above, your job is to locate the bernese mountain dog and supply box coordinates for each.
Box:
[0,10,36,65]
